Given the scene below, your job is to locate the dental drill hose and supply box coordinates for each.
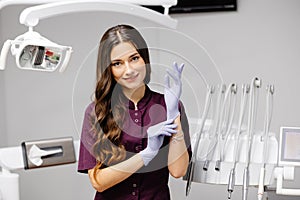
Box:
[243,77,261,200]
[203,84,225,171]
[185,160,195,195]
[227,169,235,199]
[227,84,249,199]
[257,85,274,200]
[258,167,265,200]
[186,86,213,196]
[243,167,249,200]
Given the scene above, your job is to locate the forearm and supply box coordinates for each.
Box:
[168,116,189,178]
[88,153,144,192]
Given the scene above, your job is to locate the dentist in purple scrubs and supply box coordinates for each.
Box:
[78,24,192,200]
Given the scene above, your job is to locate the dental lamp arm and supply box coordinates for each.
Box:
[59,48,72,73]
[19,0,178,29]
[0,40,12,70]
[0,0,177,11]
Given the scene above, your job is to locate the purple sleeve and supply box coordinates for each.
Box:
[77,103,97,174]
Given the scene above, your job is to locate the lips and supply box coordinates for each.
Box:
[123,73,139,82]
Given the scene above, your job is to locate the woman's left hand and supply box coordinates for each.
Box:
[164,62,185,120]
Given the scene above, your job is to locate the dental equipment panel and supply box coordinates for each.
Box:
[272,127,300,196]
[278,127,300,167]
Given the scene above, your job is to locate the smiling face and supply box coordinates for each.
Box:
[110,42,146,93]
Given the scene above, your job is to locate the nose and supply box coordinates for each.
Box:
[124,61,134,75]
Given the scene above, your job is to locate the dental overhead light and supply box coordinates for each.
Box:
[0,0,178,72]
[0,30,72,72]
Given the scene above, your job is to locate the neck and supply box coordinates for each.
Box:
[122,84,146,105]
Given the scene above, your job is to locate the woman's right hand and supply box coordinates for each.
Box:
[164,62,185,120]
[139,119,177,166]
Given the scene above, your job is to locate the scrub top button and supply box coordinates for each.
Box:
[134,119,139,123]
[133,183,137,187]
[134,112,138,116]
[135,145,142,152]
[132,192,136,196]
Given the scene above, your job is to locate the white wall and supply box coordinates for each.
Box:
[1,0,300,199]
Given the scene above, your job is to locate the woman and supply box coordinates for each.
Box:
[78,24,191,200]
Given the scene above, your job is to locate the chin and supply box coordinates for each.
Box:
[124,82,145,91]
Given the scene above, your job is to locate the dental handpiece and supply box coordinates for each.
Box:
[203,160,209,171]
[215,159,221,171]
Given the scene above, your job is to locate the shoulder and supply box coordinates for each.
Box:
[85,102,95,115]
[83,102,95,121]
[148,87,165,104]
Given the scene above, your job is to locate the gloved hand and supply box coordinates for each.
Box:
[140,119,177,166]
[164,62,185,120]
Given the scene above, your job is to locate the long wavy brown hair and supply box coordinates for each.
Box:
[92,24,151,175]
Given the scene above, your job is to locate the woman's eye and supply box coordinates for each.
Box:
[131,56,140,62]
[112,62,121,67]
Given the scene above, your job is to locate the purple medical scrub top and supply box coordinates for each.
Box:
[78,86,192,200]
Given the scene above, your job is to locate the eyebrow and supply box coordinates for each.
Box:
[129,52,140,58]
[111,52,140,63]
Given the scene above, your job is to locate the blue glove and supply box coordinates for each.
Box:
[140,119,177,166]
[164,62,185,120]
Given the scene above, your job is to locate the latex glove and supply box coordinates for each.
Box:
[164,62,185,120]
[140,119,177,166]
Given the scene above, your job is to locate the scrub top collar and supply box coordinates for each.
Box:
[125,85,152,110]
